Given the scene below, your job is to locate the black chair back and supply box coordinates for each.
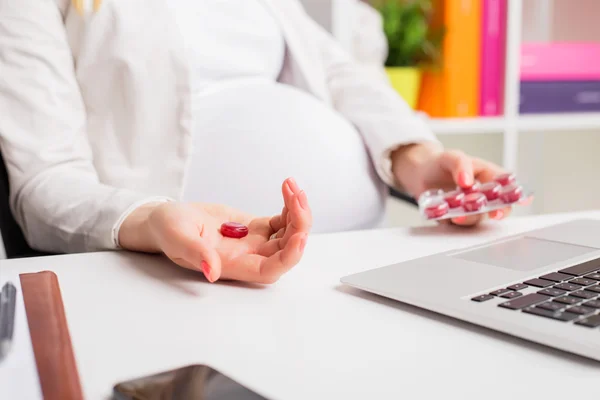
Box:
[0,150,46,258]
[389,187,418,207]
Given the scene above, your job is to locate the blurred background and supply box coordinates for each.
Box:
[300,0,600,227]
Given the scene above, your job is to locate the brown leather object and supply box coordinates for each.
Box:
[20,271,84,400]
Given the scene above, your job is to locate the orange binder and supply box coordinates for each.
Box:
[418,0,482,117]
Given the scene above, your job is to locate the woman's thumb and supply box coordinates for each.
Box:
[179,231,222,283]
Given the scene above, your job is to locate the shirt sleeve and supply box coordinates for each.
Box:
[0,0,170,254]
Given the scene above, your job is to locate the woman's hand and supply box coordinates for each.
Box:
[391,143,511,226]
[119,178,312,284]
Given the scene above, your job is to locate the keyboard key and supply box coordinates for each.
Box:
[584,285,600,294]
[490,288,512,296]
[471,294,494,302]
[523,279,554,288]
[574,314,600,328]
[554,296,581,305]
[500,291,522,299]
[507,283,528,291]
[537,288,566,297]
[538,302,564,311]
[570,290,597,299]
[499,293,550,310]
[554,283,581,292]
[559,259,600,276]
[566,306,595,315]
[539,272,572,282]
[582,300,600,309]
[523,307,579,322]
[585,273,600,281]
[569,278,596,286]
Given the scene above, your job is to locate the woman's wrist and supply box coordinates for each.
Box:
[390,141,443,195]
[118,202,164,253]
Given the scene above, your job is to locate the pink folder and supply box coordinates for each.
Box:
[521,42,600,81]
[480,0,507,116]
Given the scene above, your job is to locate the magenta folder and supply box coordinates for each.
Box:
[521,42,600,81]
[480,0,507,116]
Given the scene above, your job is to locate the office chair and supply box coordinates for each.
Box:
[0,150,50,259]
[389,187,418,207]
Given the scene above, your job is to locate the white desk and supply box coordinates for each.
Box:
[3,211,600,399]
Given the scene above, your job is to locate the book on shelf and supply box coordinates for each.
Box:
[520,81,600,114]
[418,0,482,117]
[521,42,600,81]
[480,0,506,116]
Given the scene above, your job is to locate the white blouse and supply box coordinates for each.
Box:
[168,0,286,93]
[171,0,387,232]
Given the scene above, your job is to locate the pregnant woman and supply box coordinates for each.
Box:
[0,0,508,284]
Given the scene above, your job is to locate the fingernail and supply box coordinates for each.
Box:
[298,190,308,210]
[453,216,467,224]
[459,172,473,187]
[288,178,299,193]
[299,234,308,251]
[493,210,504,220]
[201,260,213,282]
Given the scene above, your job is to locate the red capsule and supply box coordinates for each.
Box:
[424,199,449,219]
[461,181,481,194]
[480,181,501,201]
[495,173,516,186]
[463,192,487,212]
[499,184,523,204]
[220,222,249,239]
[444,190,465,208]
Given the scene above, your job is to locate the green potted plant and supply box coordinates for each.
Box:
[376,0,444,108]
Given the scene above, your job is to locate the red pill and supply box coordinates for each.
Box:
[444,190,465,208]
[495,173,516,186]
[424,199,449,219]
[220,222,249,239]
[480,181,501,201]
[499,184,523,204]
[462,192,487,212]
[461,181,481,194]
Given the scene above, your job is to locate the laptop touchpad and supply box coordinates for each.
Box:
[450,236,598,272]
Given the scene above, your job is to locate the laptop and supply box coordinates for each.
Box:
[340,218,600,361]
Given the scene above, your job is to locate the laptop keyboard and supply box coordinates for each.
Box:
[471,257,600,328]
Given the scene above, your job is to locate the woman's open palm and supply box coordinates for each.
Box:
[147,178,312,284]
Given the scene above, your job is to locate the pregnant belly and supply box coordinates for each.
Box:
[182,81,387,233]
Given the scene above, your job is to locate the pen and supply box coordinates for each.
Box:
[0,282,16,361]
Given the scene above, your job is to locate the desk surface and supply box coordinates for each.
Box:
[3,211,600,399]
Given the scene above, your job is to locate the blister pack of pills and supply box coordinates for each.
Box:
[417,173,533,220]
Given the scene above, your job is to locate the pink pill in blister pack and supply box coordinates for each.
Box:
[463,192,487,212]
[499,183,523,204]
[417,173,532,221]
[443,190,465,208]
[460,182,481,194]
[424,199,449,219]
[495,173,516,186]
[480,181,501,201]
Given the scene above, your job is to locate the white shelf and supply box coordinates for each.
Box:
[427,113,600,135]
[518,113,600,132]
[427,117,505,135]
